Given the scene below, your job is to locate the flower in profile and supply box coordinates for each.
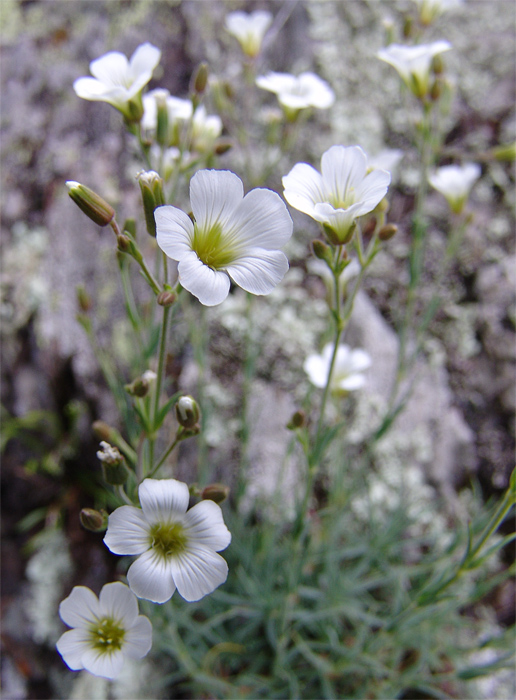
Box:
[256,71,335,114]
[155,169,293,306]
[225,9,273,58]
[282,145,390,245]
[428,162,481,213]
[56,582,152,680]
[142,88,193,145]
[376,41,451,99]
[304,343,372,392]
[74,43,161,121]
[104,478,232,603]
[412,0,464,25]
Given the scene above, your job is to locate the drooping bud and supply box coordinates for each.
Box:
[157,290,177,306]
[125,376,150,397]
[201,483,230,504]
[97,441,129,485]
[287,410,306,430]
[214,139,233,156]
[80,508,108,532]
[138,170,165,237]
[175,396,200,430]
[378,223,398,241]
[66,181,115,227]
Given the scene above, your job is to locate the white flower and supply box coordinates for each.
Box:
[428,162,481,213]
[56,582,152,680]
[103,478,232,603]
[155,169,293,306]
[225,10,273,58]
[256,71,335,111]
[141,89,193,145]
[376,41,451,98]
[191,106,223,152]
[282,145,390,244]
[367,149,404,176]
[412,0,464,25]
[74,43,161,118]
[304,343,372,392]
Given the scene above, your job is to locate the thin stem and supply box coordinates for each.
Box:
[148,430,184,478]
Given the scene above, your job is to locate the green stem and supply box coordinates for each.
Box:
[148,430,184,478]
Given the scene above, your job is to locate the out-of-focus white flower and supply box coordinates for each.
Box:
[368,149,404,176]
[155,169,292,306]
[428,162,481,213]
[142,89,193,145]
[377,41,451,99]
[225,9,273,58]
[282,145,390,244]
[104,478,231,603]
[191,106,223,152]
[256,71,335,113]
[304,343,372,392]
[412,0,464,25]
[74,43,161,120]
[56,583,152,680]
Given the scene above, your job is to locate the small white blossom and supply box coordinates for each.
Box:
[74,43,161,118]
[256,71,335,111]
[191,105,223,152]
[141,89,193,145]
[428,162,481,213]
[304,343,372,392]
[282,145,390,244]
[104,478,232,603]
[368,149,404,176]
[225,10,273,57]
[155,169,293,306]
[56,582,152,680]
[377,41,451,98]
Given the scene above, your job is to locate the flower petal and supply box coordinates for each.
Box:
[355,169,391,212]
[81,647,125,680]
[155,205,195,261]
[182,500,232,551]
[321,145,367,204]
[123,616,153,660]
[89,51,129,87]
[127,548,176,603]
[99,582,138,627]
[59,586,101,628]
[227,249,289,295]
[190,170,243,232]
[128,43,161,92]
[73,77,126,103]
[178,252,231,306]
[56,628,90,670]
[282,163,325,216]
[349,349,372,372]
[170,545,229,602]
[103,505,150,555]
[231,188,293,249]
[304,354,329,388]
[138,478,190,524]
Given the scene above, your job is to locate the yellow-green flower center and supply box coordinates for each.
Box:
[149,521,188,558]
[89,617,125,653]
[192,222,238,269]
[330,186,355,210]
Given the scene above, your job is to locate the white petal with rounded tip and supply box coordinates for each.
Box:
[139,478,190,524]
[227,249,289,295]
[349,349,372,372]
[256,72,296,95]
[232,188,293,248]
[170,545,229,602]
[355,169,391,208]
[182,500,232,551]
[82,647,125,680]
[59,586,101,628]
[303,355,328,388]
[103,506,150,555]
[282,163,325,215]
[56,628,90,670]
[128,43,161,89]
[123,616,153,659]
[73,78,126,104]
[155,206,194,261]
[90,51,129,87]
[321,146,367,203]
[127,549,176,603]
[190,170,243,232]
[338,374,367,391]
[178,252,231,306]
[99,582,138,626]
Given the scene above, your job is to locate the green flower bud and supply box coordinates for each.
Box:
[157,290,176,306]
[287,410,306,430]
[117,233,132,252]
[92,420,114,442]
[311,239,331,263]
[214,139,233,155]
[125,376,150,397]
[175,395,200,429]
[97,441,129,485]
[138,170,165,238]
[80,508,108,532]
[378,223,398,241]
[492,142,516,162]
[193,62,209,95]
[201,483,230,504]
[76,285,92,313]
[66,181,115,227]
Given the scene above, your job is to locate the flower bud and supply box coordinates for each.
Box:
[430,79,441,102]
[403,15,413,39]
[138,170,165,237]
[80,508,108,532]
[76,285,92,313]
[214,139,233,155]
[66,181,115,227]
[175,395,200,429]
[492,142,516,162]
[287,410,306,430]
[378,223,398,241]
[92,420,114,442]
[193,62,209,95]
[97,441,129,485]
[157,290,177,306]
[312,239,331,262]
[432,54,444,76]
[201,483,230,504]
[117,233,131,251]
[125,376,150,397]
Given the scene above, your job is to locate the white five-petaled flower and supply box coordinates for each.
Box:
[428,162,481,214]
[256,71,335,113]
[304,343,372,392]
[155,169,293,306]
[74,43,161,120]
[282,145,391,244]
[376,41,451,99]
[56,582,152,680]
[103,478,232,603]
[225,9,273,58]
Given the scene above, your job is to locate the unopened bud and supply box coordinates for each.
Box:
[430,80,441,102]
[193,63,209,95]
[138,170,165,237]
[201,483,230,504]
[76,285,92,313]
[492,142,516,162]
[157,290,176,306]
[214,139,232,155]
[80,508,108,532]
[432,54,444,76]
[92,420,114,442]
[66,181,115,227]
[125,376,150,397]
[287,410,306,430]
[403,15,413,39]
[175,395,200,429]
[312,239,331,262]
[97,441,129,485]
[378,223,398,241]
[117,233,131,251]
